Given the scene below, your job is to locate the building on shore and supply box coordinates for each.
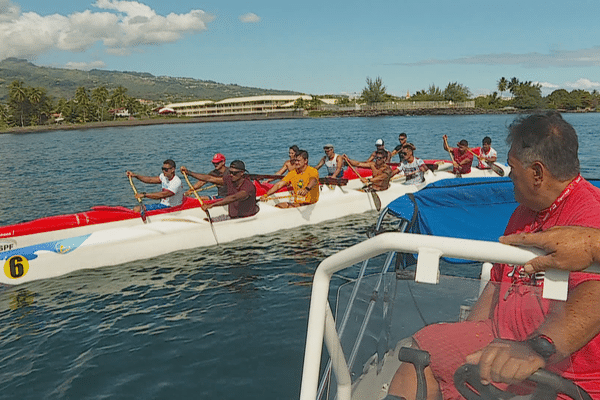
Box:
[162,95,313,118]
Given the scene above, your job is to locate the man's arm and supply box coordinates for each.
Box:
[137,189,175,201]
[314,156,326,171]
[260,179,288,199]
[126,171,160,184]
[180,166,224,186]
[203,190,249,210]
[467,280,600,385]
[500,226,600,274]
[366,151,376,162]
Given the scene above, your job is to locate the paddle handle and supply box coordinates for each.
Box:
[182,169,219,244]
[128,174,147,222]
[343,155,369,185]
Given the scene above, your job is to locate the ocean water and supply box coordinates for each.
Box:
[1,113,599,399]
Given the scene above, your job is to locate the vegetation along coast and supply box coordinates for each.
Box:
[1,59,598,134]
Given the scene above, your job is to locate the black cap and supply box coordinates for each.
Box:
[230,160,247,171]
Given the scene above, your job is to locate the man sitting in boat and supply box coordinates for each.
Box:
[390,132,409,162]
[388,111,600,400]
[393,143,427,185]
[443,136,474,175]
[314,144,345,179]
[473,136,498,170]
[126,159,184,212]
[180,160,258,220]
[368,138,393,163]
[260,150,319,208]
[345,149,393,191]
[185,153,229,199]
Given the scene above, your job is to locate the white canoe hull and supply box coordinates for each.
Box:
[1,165,508,285]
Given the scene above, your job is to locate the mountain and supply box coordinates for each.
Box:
[0,58,300,103]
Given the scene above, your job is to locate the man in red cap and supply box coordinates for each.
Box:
[186,153,229,199]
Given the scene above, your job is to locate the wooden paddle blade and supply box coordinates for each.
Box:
[140,204,147,222]
[371,190,382,211]
[487,162,505,177]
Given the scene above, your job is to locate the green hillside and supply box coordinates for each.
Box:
[0,58,299,103]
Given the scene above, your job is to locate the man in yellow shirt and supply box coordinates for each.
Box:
[261,150,319,208]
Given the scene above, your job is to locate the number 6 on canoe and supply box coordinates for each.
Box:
[181,169,219,245]
[128,175,148,223]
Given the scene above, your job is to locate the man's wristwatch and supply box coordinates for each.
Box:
[526,334,556,360]
[141,192,146,198]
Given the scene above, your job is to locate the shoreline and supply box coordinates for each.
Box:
[1,108,595,135]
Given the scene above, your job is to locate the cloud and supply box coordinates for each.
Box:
[64,61,107,70]
[239,12,260,23]
[0,0,215,60]
[564,78,600,90]
[394,47,600,68]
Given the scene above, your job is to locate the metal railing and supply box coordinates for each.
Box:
[299,232,600,400]
[317,100,475,112]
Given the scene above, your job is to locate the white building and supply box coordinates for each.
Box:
[163,95,313,117]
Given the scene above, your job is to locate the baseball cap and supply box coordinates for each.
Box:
[229,160,247,172]
[323,144,334,149]
[375,139,384,146]
[212,153,226,163]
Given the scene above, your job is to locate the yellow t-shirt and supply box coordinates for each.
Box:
[283,166,320,204]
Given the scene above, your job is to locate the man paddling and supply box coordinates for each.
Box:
[126,159,184,212]
[473,136,498,169]
[260,150,319,208]
[367,139,392,163]
[394,143,428,185]
[443,136,474,174]
[345,149,393,191]
[388,111,600,400]
[390,132,408,162]
[315,144,345,178]
[180,160,258,220]
[185,153,229,199]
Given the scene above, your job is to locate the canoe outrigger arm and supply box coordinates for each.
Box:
[299,232,600,400]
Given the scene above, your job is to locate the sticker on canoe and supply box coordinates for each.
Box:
[4,255,29,279]
[0,239,17,253]
[0,234,91,263]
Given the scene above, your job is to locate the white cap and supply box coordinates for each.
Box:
[375,139,384,146]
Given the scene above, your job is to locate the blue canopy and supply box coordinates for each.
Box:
[387,177,517,242]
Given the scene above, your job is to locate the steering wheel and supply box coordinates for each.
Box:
[453,364,592,400]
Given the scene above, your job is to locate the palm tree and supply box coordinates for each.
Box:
[497,77,508,98]
[9,80,27,127]
[507,77,520,97]
[109,86,128,120]
[91,86,109,122]
[75,86,90,123]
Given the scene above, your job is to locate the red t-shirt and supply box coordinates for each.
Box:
[452,148,474,174]
[490,176,600,396]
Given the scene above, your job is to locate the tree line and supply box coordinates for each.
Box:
[358,76,600,111]
[0,80,155,129]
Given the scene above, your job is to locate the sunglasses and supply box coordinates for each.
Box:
[162,166,173,171]
[375,156,385,160]
[230,169,244,175]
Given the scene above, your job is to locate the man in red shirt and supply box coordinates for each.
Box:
[180,160,258,219]
[388,111,600,400]
[443,136,474,175]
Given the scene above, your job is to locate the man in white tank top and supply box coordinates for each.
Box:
[315,144,345,178]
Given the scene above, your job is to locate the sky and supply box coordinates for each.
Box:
[2,0,600,98]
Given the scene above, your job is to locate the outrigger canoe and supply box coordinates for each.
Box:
[0,162,509,285]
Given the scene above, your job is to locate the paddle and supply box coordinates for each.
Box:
[319,177,348,186]
[181,169,219,245]
[247,174,285,181]
[128,175,148,223]
[467,148,505,177]
[443,136,460,177]
[343,155,382,211]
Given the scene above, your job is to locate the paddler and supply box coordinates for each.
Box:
[180,160,258,220]
[393,143,428,185]
[185,153,229,199]
[443,135,474,174]
[270,145,300,181]
[126,159,184,212]
[344,149,393,191]
[367,139,392,163]
[260,150,319,208]
[473,136,498,169]
[314,144,346,178]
